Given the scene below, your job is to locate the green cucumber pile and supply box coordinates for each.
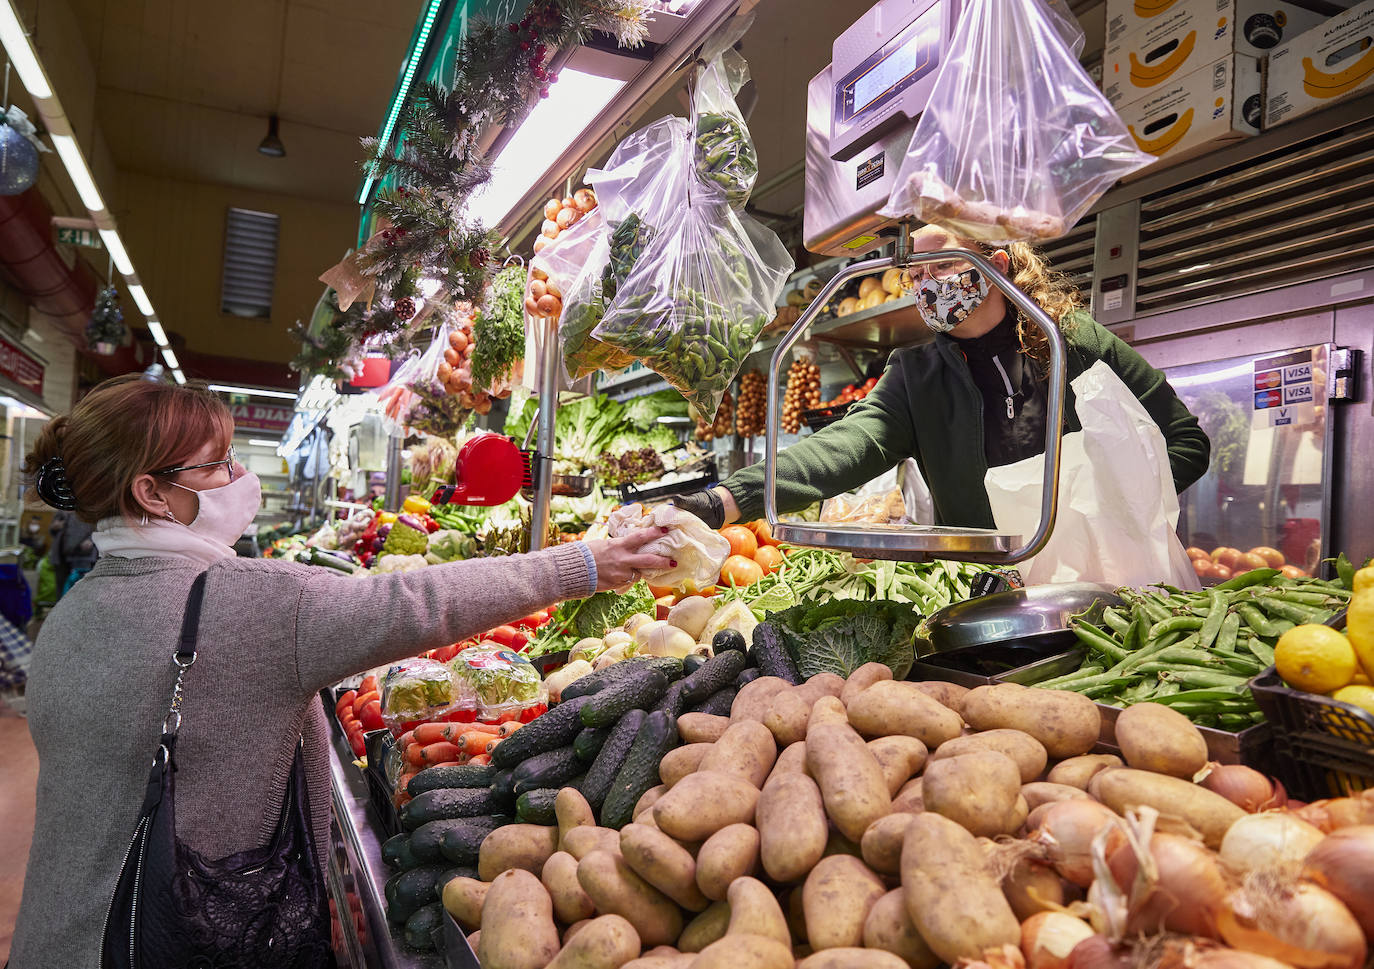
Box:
[1035,567,1352,730]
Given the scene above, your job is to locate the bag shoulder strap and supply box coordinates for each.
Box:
[177,572,209,661]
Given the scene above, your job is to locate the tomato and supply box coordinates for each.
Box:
[359,674,379,695]
[352,690,379,719]
[745,520,781,548]
[488,625,520,648]
[754,545,784,574]
[720,525,759,559]
[1279,564,1308,578]
[1191,557,1213,578]
[1249,546,1286,569]
[513,611,547,630]
[720,554,765,587]
[359,700,385,732]
[510,629,529,652]
[431,643,462,663]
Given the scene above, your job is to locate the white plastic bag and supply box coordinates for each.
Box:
[607,502,731,591]
[881,0,1152,244]
[985,362,1200,589]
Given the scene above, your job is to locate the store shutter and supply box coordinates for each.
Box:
[220,207,280,319]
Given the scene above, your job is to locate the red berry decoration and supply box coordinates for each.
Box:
[539,87,550,98]
[508,22,519,32]
[393,297,416,322]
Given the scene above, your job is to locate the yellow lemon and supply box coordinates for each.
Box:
[1329,684,1374,718]
[1275,624,1358,694]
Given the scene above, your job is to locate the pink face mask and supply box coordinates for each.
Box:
[169,472,262,546]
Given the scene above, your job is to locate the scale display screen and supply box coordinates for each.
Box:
[835,3,942,125]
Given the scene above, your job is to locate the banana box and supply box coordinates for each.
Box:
[1265,0,1374,127]
[1117,53,1264,175]
[1107,0,1327,56]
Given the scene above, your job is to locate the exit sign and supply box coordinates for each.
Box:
[56,225,100,248]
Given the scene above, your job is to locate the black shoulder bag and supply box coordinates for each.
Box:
[101,573,334,969]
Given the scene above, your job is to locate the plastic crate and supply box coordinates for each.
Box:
[1250,665,1374,800]
[617,461,717,504]
[801,401,854,429]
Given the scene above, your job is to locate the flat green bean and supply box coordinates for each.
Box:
[1216,611,1240,653]
[1197,589,1228,649]
[1148,615,1205,641]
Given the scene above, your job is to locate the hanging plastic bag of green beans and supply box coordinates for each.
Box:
[690,23,758,209]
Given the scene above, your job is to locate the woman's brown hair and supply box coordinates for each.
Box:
[23,374,234,524]
[985,240,1085,374]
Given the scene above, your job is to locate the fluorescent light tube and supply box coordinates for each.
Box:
[246,438,281,448]
[207,384,298,400]
[171,369,187,385]
[0,2,52,99]
[127,284,154,317]
[467,69,626,228]
[97,229,133,275]
[145,320,169,347]
[161,348,180,370]
[50,134,105,213]
[1168,362,1256,389]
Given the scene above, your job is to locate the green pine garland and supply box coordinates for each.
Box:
[86,286,129,351]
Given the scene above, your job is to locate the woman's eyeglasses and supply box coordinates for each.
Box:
[151,446,237,482]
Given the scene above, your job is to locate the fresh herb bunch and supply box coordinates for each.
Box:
[471,264,527,392]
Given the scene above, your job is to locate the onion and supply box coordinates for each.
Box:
[1219,813,1325,875]
[1190,950,1302,969]
[1198,763,1282,812]
[1033,799,1126,887]
[1004,858,1072,921]
[1022,913,1096,969]
[1106,831,1229,939]
[1066,936,1130,969]
[1219,881,1367,969]
[1302,825,1374,938]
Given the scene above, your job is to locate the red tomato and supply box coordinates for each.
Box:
[352,690,379,719]
[720,525,759,559]
[513,610,547,630]
[359,700,385,732]
[510,630,529,652]
[488,625,519,648]
[347,733,367,758]
[754,545,784,574]
[720,554,765,587]
[431,644,462,663]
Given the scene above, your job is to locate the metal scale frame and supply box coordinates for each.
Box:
[764,0,1066,564]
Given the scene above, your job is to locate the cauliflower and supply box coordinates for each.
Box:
[373,554,428,573]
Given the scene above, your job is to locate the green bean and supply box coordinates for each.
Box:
[1115,631,1198,673]
[1083,684,1123,700]
[1270,590,1345,607]
[1101,607,1131,638]
[1154,687,1250,703]
[1255,595,1329,625]
[1124,611,1147,651]
[1247,639,1276,667]
[1214,567,1280,591]
[1216,611,1240,653]
[1160,669,1251,688]
[1033,671,1128,692]
[1147,615,1205,641]
[1217,713,1255,730]
[1196,590,1228,649]
[1236,602,1281,637]
[1032,665,1107,689]
[1124,591,1171,625]
[1071,621,1130,663]
[1152,680,1181,698]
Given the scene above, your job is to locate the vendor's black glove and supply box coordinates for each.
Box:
[670,489,725,529]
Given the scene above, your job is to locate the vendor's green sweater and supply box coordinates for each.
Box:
[724,311,1211,528]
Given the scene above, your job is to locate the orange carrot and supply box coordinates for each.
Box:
[417,741,462,765]
[467,753,492,766]
[459,732,495,757]
[497,721,525,737]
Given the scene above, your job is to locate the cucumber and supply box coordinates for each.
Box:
[735,668,762,688]
[382,833,418,870]
[511,746,582,796]
[580,669,670,727]
[491,695,593,768]
[438,816,512,865]
[385,863,449,924]
[748,623,802,684]
[516,787,562,824]
[403,902,442,950]
[600,710,678,829]
[408,763,497,796]
[400,786,503,831]
[687,686,737,717]
[439,864,478,884]
[581,709,647,811]
[561,657,686,702]
[682,654,709,676]
[573,725,613,762]
[411,815,507,862]
[681,651,748,704]
[653,680,690,719]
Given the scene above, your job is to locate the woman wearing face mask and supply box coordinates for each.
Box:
[674,225,1210,529]
[9,373,671,969]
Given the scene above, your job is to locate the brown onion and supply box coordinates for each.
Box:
[1219,813,1325,876]
[1191,950,1303,969]
[1198,764,1281,812]
[1219,881,1366,969]
[1066,936,1130,969]
[1021,913,1095,969]
[1302,825,1374,938]
[1004,857,1072,921]
[1033,799,1125,887]
[1107,832,1229,939]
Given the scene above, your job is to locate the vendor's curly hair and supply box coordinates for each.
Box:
[980,241,1084,374]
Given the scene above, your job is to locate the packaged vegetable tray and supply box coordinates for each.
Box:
[447,645,548,724]
[379,657,476,736]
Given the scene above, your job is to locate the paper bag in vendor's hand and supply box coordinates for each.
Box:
[984,361,1200,590]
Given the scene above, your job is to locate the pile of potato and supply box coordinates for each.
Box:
[444,670,1374,969]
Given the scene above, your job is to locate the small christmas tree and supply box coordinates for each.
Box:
[86,287,129,354]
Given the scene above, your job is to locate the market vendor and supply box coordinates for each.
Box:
[674,225,1211,529]
[9,373,673,969]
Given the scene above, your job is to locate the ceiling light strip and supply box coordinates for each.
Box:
[207,384,299,400]
[0,1,51,98]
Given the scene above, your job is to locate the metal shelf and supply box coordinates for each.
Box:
[749,295,934,358]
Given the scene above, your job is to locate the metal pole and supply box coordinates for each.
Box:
[529,313,559,552]
[384,432,403,511]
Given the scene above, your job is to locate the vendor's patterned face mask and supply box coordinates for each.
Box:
[915,266,989,333]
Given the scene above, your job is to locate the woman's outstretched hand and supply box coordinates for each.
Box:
[584,526,675,592]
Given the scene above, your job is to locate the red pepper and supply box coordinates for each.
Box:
[423,516,440,533]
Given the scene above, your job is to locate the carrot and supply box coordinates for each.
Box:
[398,730,417,751]
[459,733,495,757]
[335,690,357,718]
[484,737,503,755]
[395,770,417,792]
[351,690,379,719]
[497,721,525,737]
[467,753,492,766]
[414,721,499,745]
[412,723,449,746]
[415,741,462,766]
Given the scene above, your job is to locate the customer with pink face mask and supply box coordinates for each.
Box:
[9,373,670,969]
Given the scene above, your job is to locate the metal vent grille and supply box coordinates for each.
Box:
[1134,116,1374,313]
[220,208,280,319]
[1039,213,1097,298]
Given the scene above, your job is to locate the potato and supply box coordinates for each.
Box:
[620,823,708,912]
[808,695,850,729]
[863,889,939,969]
[847,681,963,748]
[678,712,730,744]
[653,771,760,841]
[1090,768,1244,848]
[762,688,813,746]
[960,684,1100,759]
[544,851,597,924]
[1047,754,1122,790]
[690,934,793,969]
[695,823,759,901]
[727,876,792,946]
[479,869,561,969]
[635,784,669,819]
[922,750,1023,837]
[767,741,809,783]
[467,929,481,952]
[731,676,791,722]
[902,813,1020,964]
[442,875,489,929]
[577,849,684,947]
[1021,781,1090,811]
[799,949,916,969]
[1006,794,1030,833]
[840,662,893,707]
[930,728,1047,784]
[564,919,592,942]
[546,914,641,969]
[910,680,969,711]
[795,672,846,706]
[558,788,597,851]
[660,744,712,787]
[480,823,560,881]
[803,855,887,949]
[622,949,695,969]
[564,826,625,860]
[860,813,916,875]
[891,776,924,814]
[807,722,892,841]
[679,901,731,952]
[757,772,827,882]
[867,736,929,795]
[698,721,776,788]
[1114,702,1208,778]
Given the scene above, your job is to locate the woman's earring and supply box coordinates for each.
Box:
[140,513,148,526]
[165,512,179,524]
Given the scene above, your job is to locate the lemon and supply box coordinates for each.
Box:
[1330,684,1374,718]
[1275,624,1358,694]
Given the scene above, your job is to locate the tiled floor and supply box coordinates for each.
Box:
[0,711,38,964]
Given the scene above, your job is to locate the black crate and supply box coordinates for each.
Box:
[1250,665,1374,800]
[801,401,854,430]
[617,461,717,504]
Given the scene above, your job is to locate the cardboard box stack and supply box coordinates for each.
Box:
[1266,0,1374,127]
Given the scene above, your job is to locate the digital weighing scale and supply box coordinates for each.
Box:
[766,0,1068,563]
